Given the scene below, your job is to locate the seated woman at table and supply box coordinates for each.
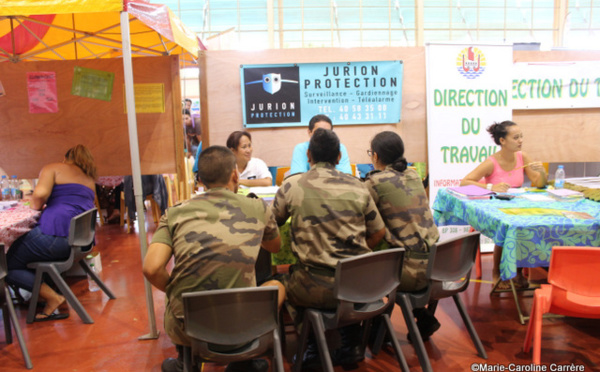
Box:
[6,144,96,321]
[226,131,272,187]
[460,121,547,289]
[365,131,441,341]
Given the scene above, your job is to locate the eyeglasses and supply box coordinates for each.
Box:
[366,150,373,157]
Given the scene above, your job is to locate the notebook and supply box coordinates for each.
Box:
[447,185,495,199]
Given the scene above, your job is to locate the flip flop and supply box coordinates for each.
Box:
[34,312,69,322]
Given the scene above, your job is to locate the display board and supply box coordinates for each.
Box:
[0,56,182,179]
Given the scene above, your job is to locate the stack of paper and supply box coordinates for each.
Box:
[547,188,584,200]
[0,201,18,210]
[447,185,495,199]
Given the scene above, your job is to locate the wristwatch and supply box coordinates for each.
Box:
[486,183,493,191]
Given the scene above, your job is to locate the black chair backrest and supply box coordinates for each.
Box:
[183,286,279,346]
[430,231,480,298]
[431,231,480,283]
[334,248,405,325]
[68,208,97,249]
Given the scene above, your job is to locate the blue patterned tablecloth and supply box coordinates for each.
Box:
[432,188,600,281]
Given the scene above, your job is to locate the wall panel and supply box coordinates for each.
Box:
[0,56,181,179]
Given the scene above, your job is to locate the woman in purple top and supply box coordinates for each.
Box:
[7,145,96,321]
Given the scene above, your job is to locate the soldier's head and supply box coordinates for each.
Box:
[307,128,341,166]
[370,131,408,172]
[308,114,333,137]
[197,146,239,191]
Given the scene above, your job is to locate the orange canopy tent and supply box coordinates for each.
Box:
[0,0,203,63]
[0,0,205,339]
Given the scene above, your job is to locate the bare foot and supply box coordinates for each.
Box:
[36,294,66,320]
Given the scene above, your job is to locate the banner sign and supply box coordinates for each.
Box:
[240,61,403,128]
[512,61,600,109]
[426,43,513,240]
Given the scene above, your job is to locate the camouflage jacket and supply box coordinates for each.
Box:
[364,166,439,253]
[151,187,279,319]
[272,162,385,269]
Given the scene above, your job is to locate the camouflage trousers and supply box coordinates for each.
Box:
[281,264,338,326]
[164,304,191,347]
[398,250,430,292]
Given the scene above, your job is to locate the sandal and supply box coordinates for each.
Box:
[34,312,69,322]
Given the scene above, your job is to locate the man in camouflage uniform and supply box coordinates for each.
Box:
[143,146,284,372]
[272,128,386,367]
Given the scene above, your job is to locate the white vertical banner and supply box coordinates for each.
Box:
[426,43,513,242]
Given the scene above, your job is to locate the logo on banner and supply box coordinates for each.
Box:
[246,73,298,95]
[242,66,301,125]
[456,47,486,79]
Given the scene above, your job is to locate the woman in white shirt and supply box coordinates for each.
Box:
[226,131,272,187]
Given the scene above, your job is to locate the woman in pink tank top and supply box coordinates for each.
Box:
[460,121,547,289]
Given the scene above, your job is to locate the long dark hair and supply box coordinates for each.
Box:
[65,144,97,180]
[370,131,408,172]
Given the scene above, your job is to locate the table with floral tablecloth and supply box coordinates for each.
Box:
[432,188,600,281]
[0,202,40,248]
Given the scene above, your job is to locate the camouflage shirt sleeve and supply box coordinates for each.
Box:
[151,213,174,247]
[363,185,386,236]
[262,199,280,241]
[272,180,291,226]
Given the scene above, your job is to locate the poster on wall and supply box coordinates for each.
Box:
[512,61,600,109]
[240,61,403,128]
[27,71,58,114]
[71,66,115,101]
[426,43,513,242]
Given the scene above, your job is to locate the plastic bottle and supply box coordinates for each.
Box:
[10,175,21,200]
[0,175,9,201]
[554,165,565,189]
[88,263,101,292]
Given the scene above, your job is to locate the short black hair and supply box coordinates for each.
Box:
[226,131,251,150]
[487,120,517,145]
[197,146,236,187]
[184,98,192,104]
[308,128,340,165]
[308,114,333,132]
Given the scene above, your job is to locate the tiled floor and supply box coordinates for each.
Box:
[2,216,599,371]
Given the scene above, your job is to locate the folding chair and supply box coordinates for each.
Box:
[293,248,409,372]
[0,245,32,369]
[26,208,116,324]
[182,286,284,372]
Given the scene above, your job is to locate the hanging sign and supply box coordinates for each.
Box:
[512,61,600,109]
[240,60,403,128]
[27,71,58,114]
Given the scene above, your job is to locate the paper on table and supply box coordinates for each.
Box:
[507,188,526,194]
[248,186,279,195]
[521,194,556,202]
[0,201,18,210]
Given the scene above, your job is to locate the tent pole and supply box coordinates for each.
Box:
[120,11,159,340]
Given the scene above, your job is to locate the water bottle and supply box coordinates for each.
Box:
[554,165,565,189]
[0,175,9,201]
[10,175,21,200]
[88,262,101,292]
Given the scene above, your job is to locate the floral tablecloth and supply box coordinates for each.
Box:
[97,176,124,189]
[0,203,40,248]
[432,188,600,281]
